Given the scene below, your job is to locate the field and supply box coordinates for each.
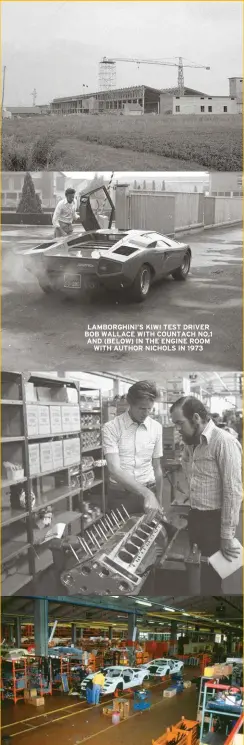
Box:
[2,113,242,171]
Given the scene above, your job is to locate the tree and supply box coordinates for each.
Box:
[17,172,42,213]
[162,180,166,191]
[194,185,198,193]
[152,180,156,191]
[143,180,146,190]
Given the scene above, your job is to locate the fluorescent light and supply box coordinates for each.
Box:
[136,600,152,607]
[164,607,176,612]
[182,612,190,616]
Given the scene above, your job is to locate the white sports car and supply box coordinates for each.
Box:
[80,665,149,696]
[1,648,33,662]
[140,658,184,677]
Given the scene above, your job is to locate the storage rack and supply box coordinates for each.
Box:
[1,372,106,595]
[200,682,244,745]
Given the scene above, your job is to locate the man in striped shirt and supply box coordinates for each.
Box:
[52,188,80,237]
[170,396,242,592]
[102,381,163,514]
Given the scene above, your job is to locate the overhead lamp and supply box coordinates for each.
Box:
[164,607,176,612]
[182,612,190,616]
[136,600,152,607]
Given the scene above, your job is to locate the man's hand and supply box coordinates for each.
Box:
[220,538,240,562]
[142,487,159,511]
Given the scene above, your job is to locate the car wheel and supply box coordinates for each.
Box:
[130,264,151,302]
[171,250,191,280]
[38,277,54,294]
[115,683,123,693]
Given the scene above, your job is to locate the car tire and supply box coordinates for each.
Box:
[115,683,123,693]
[38,277,54,294]
[130,264,151,302]
[171,250,191,280]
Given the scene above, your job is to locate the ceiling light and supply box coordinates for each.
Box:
[164,607,176,612]
[182,612,190,616]
[136,600,152,607]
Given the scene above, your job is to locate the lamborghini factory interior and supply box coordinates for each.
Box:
[1,594,243,745]
[1,370,243,597]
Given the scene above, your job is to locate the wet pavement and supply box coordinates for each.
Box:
[1,677,199,745]
[1,224,242,372]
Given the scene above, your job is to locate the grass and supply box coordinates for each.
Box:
[2,113,242,171]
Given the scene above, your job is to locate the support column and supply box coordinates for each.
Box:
[14,617,22,648]
[34,598,49,658]
[108,626,113,641]
[170,620,178,655]
[71,623,77,645]
[127,612,137,642]
[226,633,233,656]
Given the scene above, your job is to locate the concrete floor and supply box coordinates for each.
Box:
[1,224,242,372]
[1,675,199,745]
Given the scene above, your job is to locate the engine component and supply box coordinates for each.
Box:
[60,508,179,595]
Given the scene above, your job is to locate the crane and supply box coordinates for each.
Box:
[99,56,210,96]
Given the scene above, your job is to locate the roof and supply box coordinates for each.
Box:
[7,106,42,115]
[52,85,161,104]
[160,86,208,96]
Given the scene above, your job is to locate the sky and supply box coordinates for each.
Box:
[2,1,242,106]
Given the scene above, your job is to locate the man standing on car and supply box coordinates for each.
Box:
[102,380,164,515]
[52,188,80,237]
[170,396,242,593]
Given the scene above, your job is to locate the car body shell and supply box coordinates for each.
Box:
[1,648,34,661]
[17,228,191,296]
[139,657,184,677]
[80,665,149,696]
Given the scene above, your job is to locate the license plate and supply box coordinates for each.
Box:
[64,274,81,289]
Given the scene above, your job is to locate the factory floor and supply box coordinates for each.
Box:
[1,669,200,745]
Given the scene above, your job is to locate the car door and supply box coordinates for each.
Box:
[122,667,134,690]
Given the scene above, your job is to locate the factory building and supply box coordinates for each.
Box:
[209,172,243,197]
[51,77,242,116]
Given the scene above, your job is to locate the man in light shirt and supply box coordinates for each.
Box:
[102,381,163,514]
[170,396,242,592]
[52,188,80,237]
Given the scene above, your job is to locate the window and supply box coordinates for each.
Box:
[223,106,228,112]
[200,97,205,100]
[208,106,212,112]
[176,96,180,100]
[113,246,137,256]
[208,97,212,100]
[240,79,243,83]
[176,105,180,112]
[201,106,205,112]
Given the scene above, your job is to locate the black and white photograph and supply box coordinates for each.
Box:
[1,370,243,598]
[1,1,242,172]
[1,170,242,372]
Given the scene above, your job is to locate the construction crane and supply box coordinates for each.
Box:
[99,56,210,96]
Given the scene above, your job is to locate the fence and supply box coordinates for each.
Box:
[115,185,242,236]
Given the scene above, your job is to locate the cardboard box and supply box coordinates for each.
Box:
[28,443,40,476]
[29,696,45,707]
[40,442,54,473]
[204,664,233,677]
[26,405,39,437]
[52,440,64,470]
[63,437,81,467]
[71,405,81,432]
[50,405,62,435]
[102,705,114,716]
[38,406,50,436]
[25,382,37,402]
[61,406,72,433]
[24,688,37,699]
[113,699,130,718]
[163,688,176,698]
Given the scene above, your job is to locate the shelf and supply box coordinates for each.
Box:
[31,484,81,512]
[29,464,78,478]
[81,427,101,431]
[82,445,102,453]
[28,431,80,440]
[1,436,25,443]
[2,506,29,527]
[1,400,23,406]
[80,409,101,413]
[2,540,31,563]
[82,479,103,492]
[2,476,27,489]
[28,401,80,407]
[1,572,33,595]
[34,510,82,544]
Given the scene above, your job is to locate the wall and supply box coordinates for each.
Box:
[115,187,175,235]
[168,192,204,231]
[172,96,238,115]
[213,196,242,226]
[159,94,173,115]
[229,77,243,102]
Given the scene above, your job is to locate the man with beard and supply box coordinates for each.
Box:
[170,396,242,593]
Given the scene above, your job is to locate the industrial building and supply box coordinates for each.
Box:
[51,78,242,116]
[1,595,243,745]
